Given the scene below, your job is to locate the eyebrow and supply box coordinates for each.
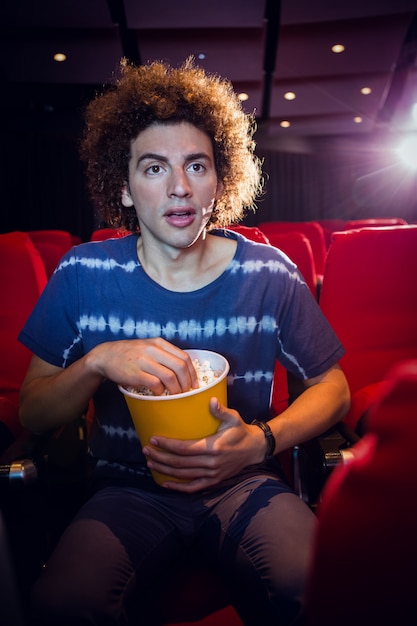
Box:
[137,152,212,164]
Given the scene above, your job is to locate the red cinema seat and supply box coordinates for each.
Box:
[28,230,74,278]
[0,232,47,454]
[306,359,417,625]
[343,217,407,230]
[262,230,317,298]
[227,224,271,244]
[317,219,347,249]
[28,229,74,250]
[90,228,130,241]
[258,221,327,281]
[319,225,417,433]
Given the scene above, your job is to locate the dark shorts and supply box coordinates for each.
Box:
[31,465,316,626]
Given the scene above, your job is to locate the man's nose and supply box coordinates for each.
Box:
[168,168,192,197]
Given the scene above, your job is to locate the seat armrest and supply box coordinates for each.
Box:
[292,422,360,511]
[0,412,89,490]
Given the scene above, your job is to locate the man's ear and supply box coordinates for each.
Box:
[121,184,134,207]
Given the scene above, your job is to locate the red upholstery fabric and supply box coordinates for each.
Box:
[90,228,130,241]
[343,217,407,230]
[317,219,347,249]
[0,232,47,450]
[258,221,327,278]
[165,606,243,626]
[320,225,417,431]
[28,229,74,249]
[305,359,417,625]
[28,229,74,278]
[227,224,271,244]
[261,230,317,297]
[30,241,67,278]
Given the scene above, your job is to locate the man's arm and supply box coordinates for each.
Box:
[19,354,104,435]
[19,338,199,435]
[142,363,350,492]
[266,364,351,455]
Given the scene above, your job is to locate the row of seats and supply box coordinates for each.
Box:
[2,221,414,453]
[23,218,409,290]
[0,232,48,454]
[233,223,417,435]
[1,222,416,626]
[320,224,417,432]
[257,217,408,297]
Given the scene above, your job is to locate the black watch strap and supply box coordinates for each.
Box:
[251,419,276,459]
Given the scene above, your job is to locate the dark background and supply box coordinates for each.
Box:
[1,0,416,241]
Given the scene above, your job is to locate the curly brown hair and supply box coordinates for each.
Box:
[80,57,263,231]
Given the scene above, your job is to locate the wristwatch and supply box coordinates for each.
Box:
[251,419,276,459]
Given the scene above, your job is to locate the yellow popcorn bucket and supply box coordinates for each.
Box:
[119,349,229,485]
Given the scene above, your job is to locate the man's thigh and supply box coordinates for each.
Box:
[31,486,187,624]
[199,472,317,625]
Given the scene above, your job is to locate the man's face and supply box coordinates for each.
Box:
[121,121,222,251]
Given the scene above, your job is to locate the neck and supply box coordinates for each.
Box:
[137,231,210,291]
[136,230,236,292]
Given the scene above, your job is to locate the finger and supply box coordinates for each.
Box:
[143,436,208,457]
[150,345,198,394]
[209,397,238,429]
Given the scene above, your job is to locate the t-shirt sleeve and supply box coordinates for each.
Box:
[18,250,83,368]
[274,269,345,380]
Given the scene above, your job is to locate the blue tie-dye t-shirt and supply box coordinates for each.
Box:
[19,229,344,484]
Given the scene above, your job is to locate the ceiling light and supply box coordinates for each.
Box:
[353,116,363,124]
[280,120,291,128]
[238,93,249,102]
[284,91,296,101]
[331,44,345,54]
[361,87,372,95]
[53,52,67,62]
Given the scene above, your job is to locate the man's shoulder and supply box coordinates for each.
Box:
[55,234,139,277]
[216,228,292,263]
[211,228,276,254]
[69,234,136,259]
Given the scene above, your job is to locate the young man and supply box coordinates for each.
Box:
[19,58,350,625]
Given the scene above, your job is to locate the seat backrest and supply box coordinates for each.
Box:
[90,228,130,241]
[28,229,74,277]
[306,359,417,625]
[317,219,348,249]
[258,221,327,278]
[28,229,73,248]
[227,225,271,244]
[344,217,407,230]
[29,241,66,278]
[320,226,417,397]
[0,232,47,442]
[262,230,317,298]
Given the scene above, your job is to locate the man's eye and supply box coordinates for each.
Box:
[147,165,161,174]
[189,163,204,172]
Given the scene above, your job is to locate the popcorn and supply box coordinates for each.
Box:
[126,357,219,396]
[193,358,218,387]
